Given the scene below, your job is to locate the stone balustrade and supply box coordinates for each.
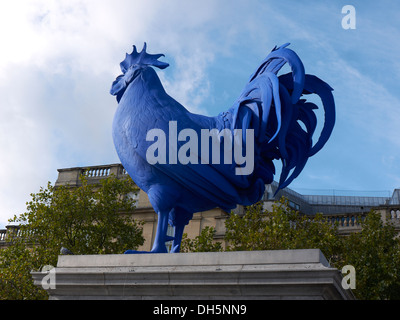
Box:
[0,229,6,241]
[390,209,400,220]
[55,163,128,187]
[0,225,21,246]
[325,213,365,227]
[324,207,400,235]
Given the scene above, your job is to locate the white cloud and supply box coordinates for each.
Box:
[0,0,399,227]
[0,0,241,226]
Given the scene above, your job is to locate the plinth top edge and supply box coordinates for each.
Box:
[57,249,330,268]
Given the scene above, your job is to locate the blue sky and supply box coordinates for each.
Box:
[0,0,399,227]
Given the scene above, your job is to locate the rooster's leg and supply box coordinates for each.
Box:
[124,210,170,254]
[150,210,170,253]
[125,184,180,254]
[170,220,185,253]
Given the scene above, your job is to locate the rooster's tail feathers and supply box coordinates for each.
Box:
[248,43,305,104]
[275,73,335,191]
[234,44,335,192]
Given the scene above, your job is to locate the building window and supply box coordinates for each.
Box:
[126,192,139,208]
[288,200,300,211]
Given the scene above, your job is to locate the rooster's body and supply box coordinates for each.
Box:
[111,43,335,253]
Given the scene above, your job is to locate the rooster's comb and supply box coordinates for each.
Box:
[120,43,169,73]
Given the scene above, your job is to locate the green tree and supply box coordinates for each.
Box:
[181,226,223,253]
[0,175,144,300]
[191,199,400,300]
[340,211,400,300]
[224,199,342,263]
[175,198,400,299]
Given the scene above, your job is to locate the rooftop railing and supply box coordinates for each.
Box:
[55,164,128,187]
[83,165,127,178]
[0,225,21,245]
[0,229,6,241]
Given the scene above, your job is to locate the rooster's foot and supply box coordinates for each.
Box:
[124,245,168,254]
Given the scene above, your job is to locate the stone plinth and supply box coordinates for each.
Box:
[31,249,355,300]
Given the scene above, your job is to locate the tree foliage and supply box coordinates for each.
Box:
[183,198,400,300]
[0,175,144,300]
[224,199,342,263]
[340,211,400,300]
[181,226,223,253]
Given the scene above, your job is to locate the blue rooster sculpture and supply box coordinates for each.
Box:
[110,43,335,253]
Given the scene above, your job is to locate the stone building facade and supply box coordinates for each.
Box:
[1,163,400,250]
[53,163,230,251]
